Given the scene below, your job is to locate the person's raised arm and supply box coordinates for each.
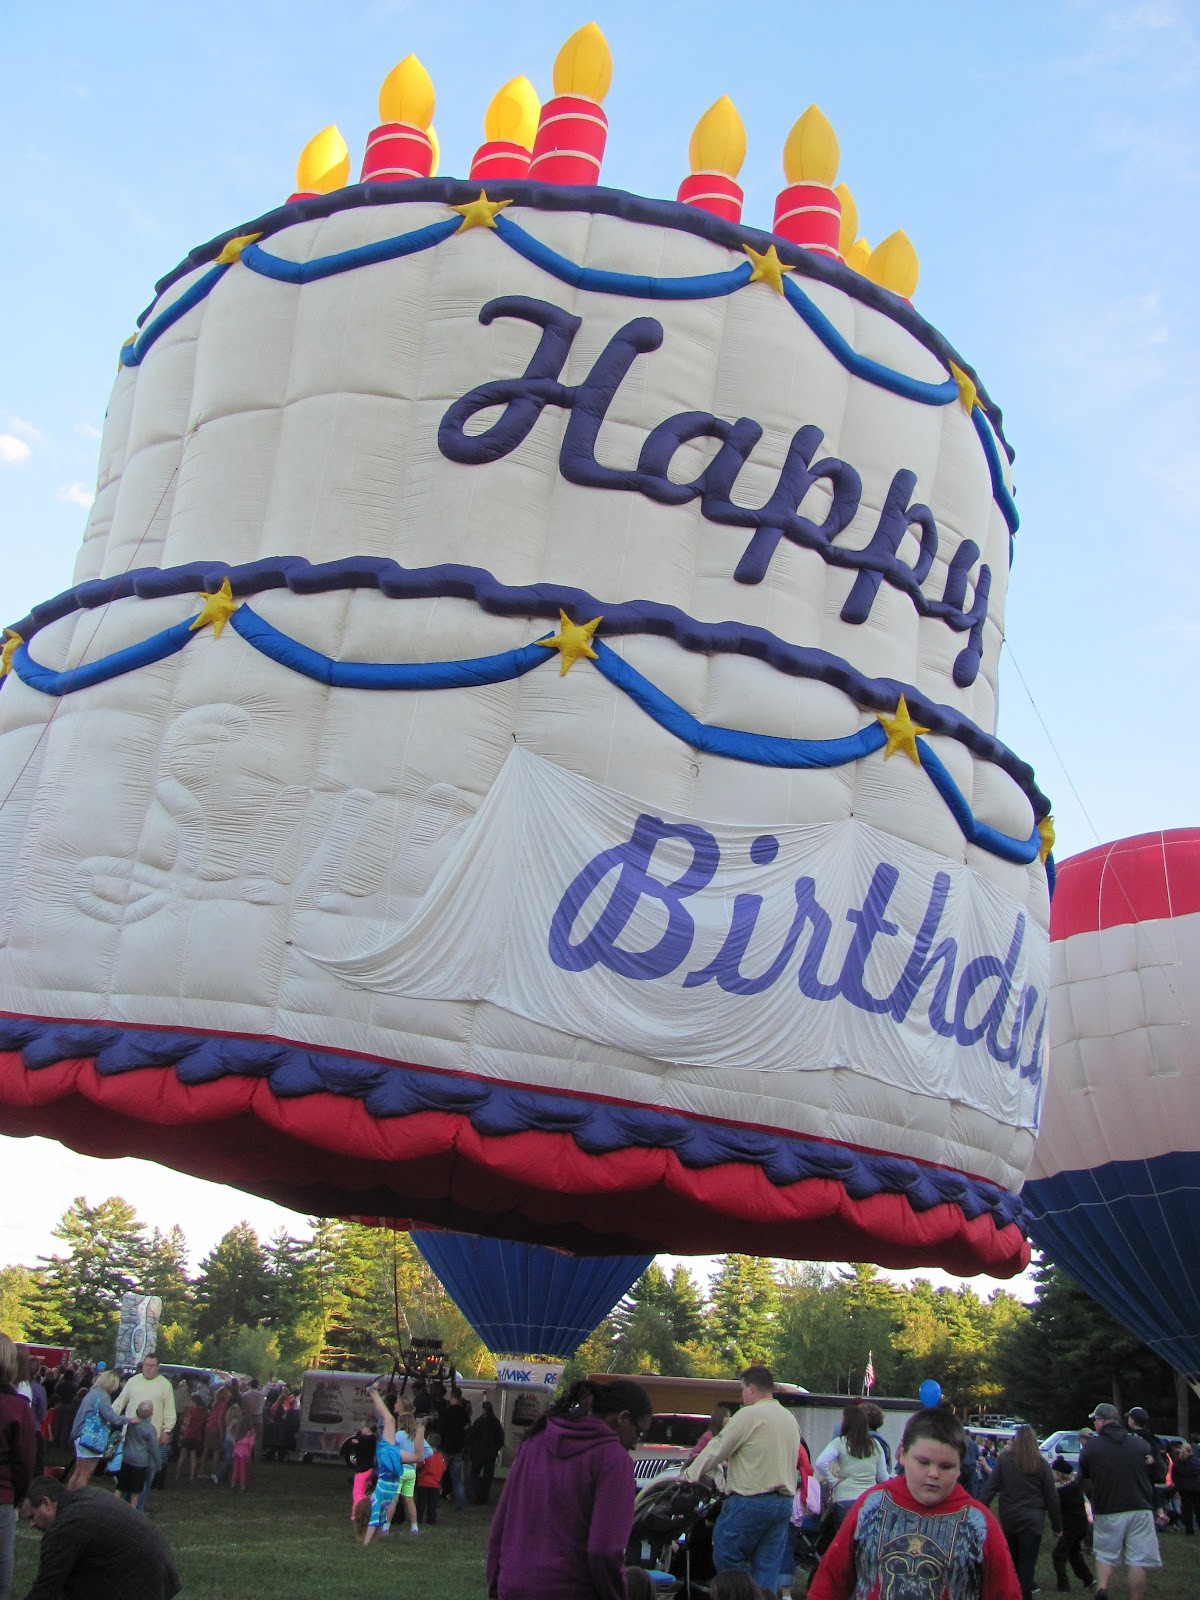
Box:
[368,1385,397,1445]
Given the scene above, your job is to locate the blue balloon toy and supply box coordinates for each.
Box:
[918,1378,942,1408]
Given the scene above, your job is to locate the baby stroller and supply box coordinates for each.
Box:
[627,1472,723,1596]
[781,1508,825,1596]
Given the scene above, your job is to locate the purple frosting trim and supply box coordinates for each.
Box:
[0,1012,1029,1230]
[141,178,1012,464]
[6,556,1048,818]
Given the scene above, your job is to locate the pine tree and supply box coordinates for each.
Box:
[992,1257,1175,1431]
[28,1197,147,1358]
[707,1254,778,1368]
[263,1228,327,1377]
[192,1223,270,1358]
[140,1225,192,1330]
[608,1261,703,1375]
[663,1263,705,1346]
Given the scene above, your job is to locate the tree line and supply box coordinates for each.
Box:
[0,1196,492,1382]
[0,1196,1186,1435]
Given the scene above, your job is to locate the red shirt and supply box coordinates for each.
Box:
[417,1449,446,1489]
[808,1478,1020,1600]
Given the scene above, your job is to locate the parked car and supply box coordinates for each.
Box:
[631,1413,710,1486]
[1040,1429,1083,1468]
[155,1363,232,1392]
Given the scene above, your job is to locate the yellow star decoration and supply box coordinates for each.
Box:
[0,630,22,676]
[949,360,979,414]
[538,610,602,675]
[189,577,239,639]
[215,232,262,265]
[743,243,791,296]
[1037,814,1056,864]
[877,695,930,765]
[451,192,513,232]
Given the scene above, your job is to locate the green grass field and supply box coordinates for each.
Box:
[10,1458,1200,1598]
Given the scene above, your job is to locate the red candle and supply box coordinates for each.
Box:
[470,76,539,182]
[361,54,435,185]
[676,97,745,224]
[361,123,434,182]
[773,106,842,260]
[677,172,743,224]
[773,183,841,258]
[527,23,612,186]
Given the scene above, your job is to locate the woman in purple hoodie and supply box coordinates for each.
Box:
[487,1378,653,1600]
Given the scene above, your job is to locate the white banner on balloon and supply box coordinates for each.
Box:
[305,748,1046,1131]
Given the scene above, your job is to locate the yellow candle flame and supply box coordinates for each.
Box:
[834,183,857,258]
[865,229,919,297]
[295,125,350,194]
[553,21,612,103]
[688,96,746,179]
[428,124,440,177]
[378,54,435,129]
[484,75,541,149]
[783,105,839,186]
[844,237,871,275]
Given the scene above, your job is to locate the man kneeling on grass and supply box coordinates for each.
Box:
[20,1475,181,1600]
[809,1408,1021,1600]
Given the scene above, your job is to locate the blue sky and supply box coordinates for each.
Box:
[2,3,1198,1293]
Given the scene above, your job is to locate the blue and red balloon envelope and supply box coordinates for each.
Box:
[1024,829,1200,1376]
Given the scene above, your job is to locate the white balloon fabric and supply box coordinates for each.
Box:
[1024,829,1200,1375]
[0,181,1051,1272]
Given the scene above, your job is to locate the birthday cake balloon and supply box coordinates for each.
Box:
[0,27,1051,1272]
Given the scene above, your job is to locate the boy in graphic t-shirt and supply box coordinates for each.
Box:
[809,1408,1021,1600]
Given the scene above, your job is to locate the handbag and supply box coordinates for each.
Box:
[76,1404,112,1455]
[105,1435,124,1473]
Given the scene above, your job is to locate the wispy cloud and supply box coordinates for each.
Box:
[0,435,31,467]
[76,422,102,441]
[56,483,94,509]
[2,416,44,447]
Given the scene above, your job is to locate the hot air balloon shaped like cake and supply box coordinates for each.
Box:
[0,27,1051,1275]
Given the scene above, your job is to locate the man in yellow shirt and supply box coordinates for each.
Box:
[684,1364,800,1592]
[112,1356,177,1514]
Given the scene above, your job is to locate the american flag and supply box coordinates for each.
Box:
[862,1351,875,1393]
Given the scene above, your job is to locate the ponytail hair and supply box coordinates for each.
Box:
[528,1378,653,1437]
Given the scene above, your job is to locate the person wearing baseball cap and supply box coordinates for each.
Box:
[1078,1403,1160,1599]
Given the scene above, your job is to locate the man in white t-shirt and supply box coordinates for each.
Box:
[112,1356,177,1513]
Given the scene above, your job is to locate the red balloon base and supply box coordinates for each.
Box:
[0,1035,1029,1274]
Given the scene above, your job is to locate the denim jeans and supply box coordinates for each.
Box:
[0,1503,15,1600]
[446,1452,467,1509]
[713,1492,794,1591]
[137,1440,163,1513]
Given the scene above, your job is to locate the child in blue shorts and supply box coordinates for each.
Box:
[356,1382,426,1546]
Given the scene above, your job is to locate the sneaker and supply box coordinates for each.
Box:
[409,1525,419,1535]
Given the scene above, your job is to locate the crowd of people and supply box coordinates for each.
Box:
[483,1372,1192,1600]
[3,1326,1196,1600]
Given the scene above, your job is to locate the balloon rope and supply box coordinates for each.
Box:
[1005,641,1189,1018]
[1000,638,1101,848]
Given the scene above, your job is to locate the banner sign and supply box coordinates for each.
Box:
[308,748,1046,1130]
